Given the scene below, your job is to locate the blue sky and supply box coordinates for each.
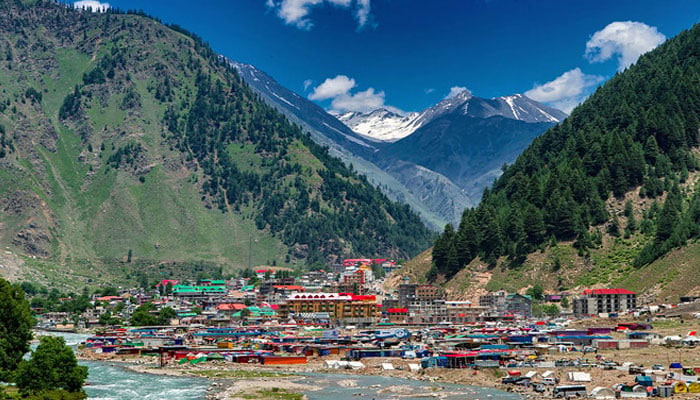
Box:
[76,0,699,113]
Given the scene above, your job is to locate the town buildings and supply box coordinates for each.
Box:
[478,290,532,317]
[572,288,637,316]
[278,292,379,325]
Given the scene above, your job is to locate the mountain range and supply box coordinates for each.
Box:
[419,22,700,303]
[233,62,565,227]
[337,91,565,143]
[0,1,433,288]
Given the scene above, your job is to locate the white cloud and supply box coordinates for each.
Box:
[424,88,435,94]
[331,88,388,113]
[355,0,371,28]
[308,75,400,113]
[525,68,604,113]
[444,86,470,99]
[303,79,313,91]
[308,75,356,100]
[585,21,665,71]
[266,0,372,30]
[73,0,110,12]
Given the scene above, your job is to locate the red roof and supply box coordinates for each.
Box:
[582,288,636,295]
[386,308,408,313]
[96,296,123,302]
[216,303,246,311]
[273,285,304,291]
[350,295,376,301]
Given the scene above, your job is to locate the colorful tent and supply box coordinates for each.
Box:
[673,382,688,393]
[688,382,700,393]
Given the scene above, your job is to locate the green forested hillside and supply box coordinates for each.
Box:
[431,23,700,282]
[0,0,432,284]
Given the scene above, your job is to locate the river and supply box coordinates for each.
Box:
[39,332,521,400]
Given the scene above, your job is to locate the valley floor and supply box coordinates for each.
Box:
[75,318,700,400]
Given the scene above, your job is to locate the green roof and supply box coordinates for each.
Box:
[173,285,226,294]
[233,306,276,317]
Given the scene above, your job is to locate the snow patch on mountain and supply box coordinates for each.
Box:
[335,109,421,142]
[335,89,566,142]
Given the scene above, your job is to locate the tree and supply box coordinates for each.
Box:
[159,307,176,324]
[526,284,544,301]
[98,311,121,326]
[100,287,118,297]
[560,296,570,309]
[16,336,88,395]
[130,302,160,326]
[0,278,34,381]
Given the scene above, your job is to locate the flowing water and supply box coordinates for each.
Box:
[36,332,209,400]
[39,332,521,400]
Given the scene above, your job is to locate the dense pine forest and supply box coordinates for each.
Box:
[431,23,700,280]
[0,0,432,281]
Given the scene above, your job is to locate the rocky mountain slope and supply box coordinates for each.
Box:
[0,1,433,281]
[233,60,563,227]
[231,60,470,228]
[376,93,563,201]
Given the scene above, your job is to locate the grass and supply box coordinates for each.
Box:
[86,92,126,131]
[614,240,700,303]
[227,143,263,173]
[41,48,91,118]
[188,370,293,379]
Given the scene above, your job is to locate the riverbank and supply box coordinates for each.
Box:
[76,350,522,399]
[69,318,700,399]
[75,341,700,400]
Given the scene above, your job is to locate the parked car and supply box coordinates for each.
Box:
[502,376,528,385]
[542,377,558,385]
[515,378,532,387]
[602,361,618,370]
[652,364,665,371]
[534,384,546,393]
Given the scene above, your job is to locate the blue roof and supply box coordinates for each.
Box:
[555,335,612,339]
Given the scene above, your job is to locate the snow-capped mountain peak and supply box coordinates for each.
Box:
[336,109,420,142]
[464,94,567,123]
[336,88,567,142]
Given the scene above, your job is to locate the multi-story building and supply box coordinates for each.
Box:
[407,299,447,324]
[573,288,637,316]
[506,294,532,317]
[343,269,366,285]
[328,281,367,295]
[445,300,488,323]
[479,290,508,314]
[479,291,532,317]
[172,285,227,298]
[398,283,442,308]
[278,292,379,324]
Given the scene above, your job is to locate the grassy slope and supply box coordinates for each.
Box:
[394,179,700,303]
[0,11,307,288]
